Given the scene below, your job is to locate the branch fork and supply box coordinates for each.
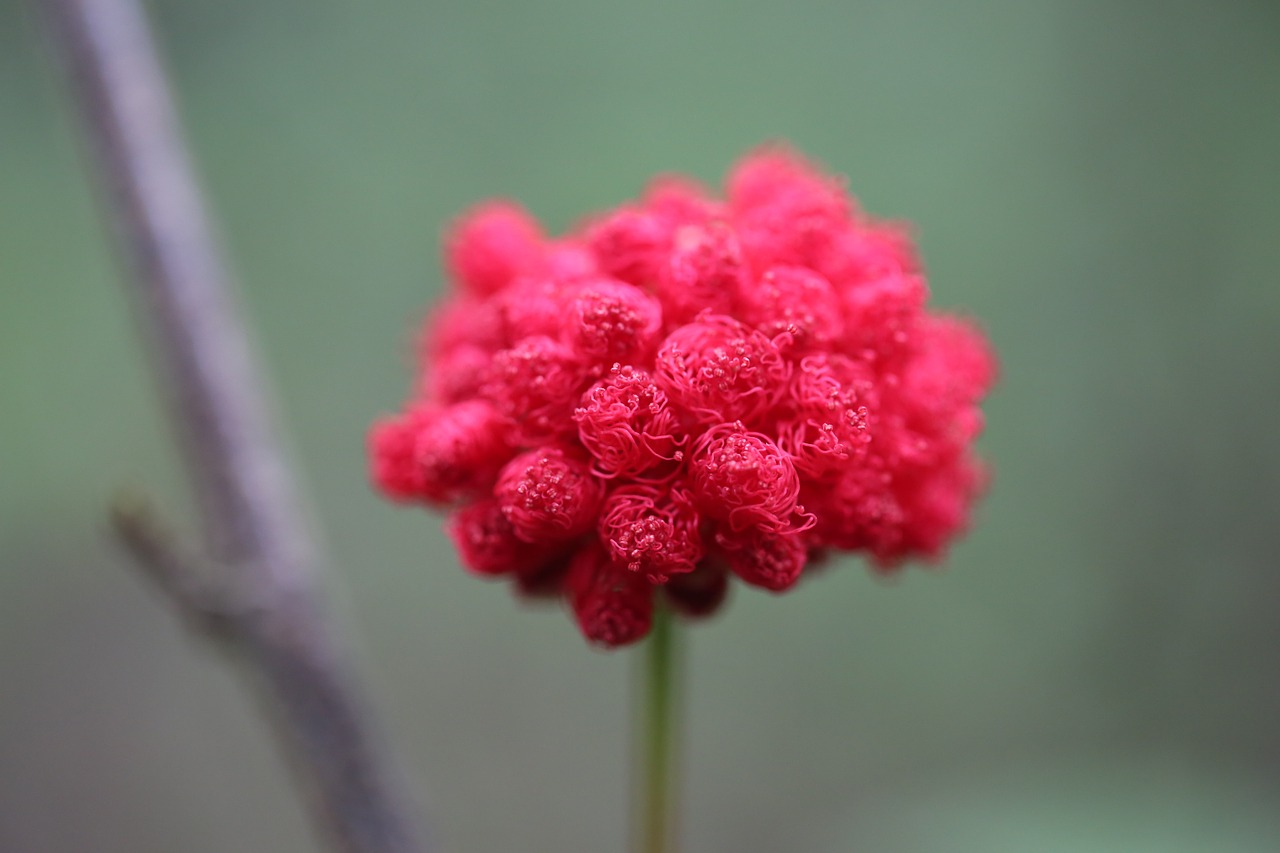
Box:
[45,0,429,850]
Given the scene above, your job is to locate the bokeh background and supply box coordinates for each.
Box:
[3,0,1279,850]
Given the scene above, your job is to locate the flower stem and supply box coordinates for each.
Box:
[635,604,679,853]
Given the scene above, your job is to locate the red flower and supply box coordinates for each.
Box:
[483,336,586,444]
[688,423,810,534]
[574,365,682,479]
[598,484,703,583]
[566,541,654,648]
[716,526,808,593]
[370,146,997,647]
[663,560,730,617]
[368,405,434,502]
[654,315,790,426]
[739,265,844,348]
[775,352,874,477]
[568,278,664,365]
[446,202,545,296]
[656,222,745,326]
[494,446,604,543]
[449,499,559,577]
[586,208,671,287]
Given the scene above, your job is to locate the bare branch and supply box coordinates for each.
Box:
[110,492,232,634]
[44,0,429,850]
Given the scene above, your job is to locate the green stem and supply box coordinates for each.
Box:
[635,604,679,853]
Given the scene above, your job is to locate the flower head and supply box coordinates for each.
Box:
[689,423,809,534]
[656,222,745,326]
[663,560,730,617]
[775,352,874,477]
[716,527,808,592]
[449,499,561,578]
[654,315,790,426]
[370,146,997,647]
[598,484,703,583]
[740,265,844,348]
[446,202,545,296]
[494,446,604,543]
[574,365,683,479]
[566,541,654,647]
[483,336,586,444]
[568,278,664,365]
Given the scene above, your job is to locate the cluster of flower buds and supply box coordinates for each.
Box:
[370,148,996,647]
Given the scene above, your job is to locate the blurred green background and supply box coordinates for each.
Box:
[3,0,1279,850]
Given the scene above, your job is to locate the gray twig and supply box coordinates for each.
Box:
[109,493,232,634]
[44,0,428,850]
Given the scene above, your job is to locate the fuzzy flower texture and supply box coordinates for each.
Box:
[369,148,996,648]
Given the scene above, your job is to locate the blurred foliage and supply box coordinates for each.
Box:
[2,0,1279,850]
